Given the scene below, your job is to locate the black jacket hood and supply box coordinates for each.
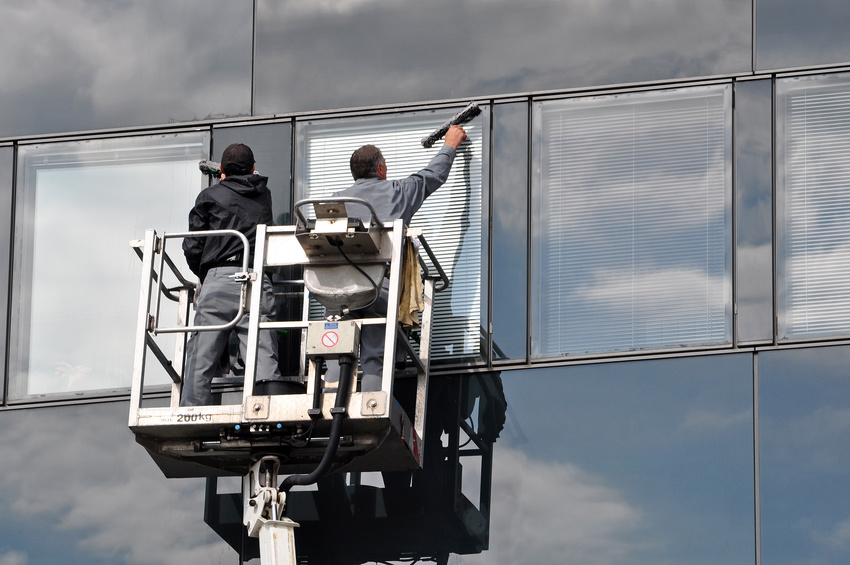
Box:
[219,173,269,196]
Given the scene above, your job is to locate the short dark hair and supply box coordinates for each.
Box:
[350,145,384,180]
[221,143,255,176]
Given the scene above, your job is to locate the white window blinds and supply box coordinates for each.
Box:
[532,85,731,358]
[778,73,850,340]
[295,110,486,361]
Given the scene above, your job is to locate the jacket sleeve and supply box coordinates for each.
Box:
[397,146,457,215]
[182,199,208,278]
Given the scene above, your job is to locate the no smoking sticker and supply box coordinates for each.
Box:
[321,331,339,348]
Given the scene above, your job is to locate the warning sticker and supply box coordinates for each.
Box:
[321,331,339,348]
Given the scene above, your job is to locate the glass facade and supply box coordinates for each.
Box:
[2,2,850,564]
[479,356,754,564]
[0,1,253,138]
[756,0,850,71]
[759,346,850,565]
[253,0,751,116]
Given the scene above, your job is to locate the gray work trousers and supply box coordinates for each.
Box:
[181,266,283,406]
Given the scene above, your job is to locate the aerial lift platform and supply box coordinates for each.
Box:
[128,198,449,562]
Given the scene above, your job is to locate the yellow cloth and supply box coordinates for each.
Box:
[398,237,424,329]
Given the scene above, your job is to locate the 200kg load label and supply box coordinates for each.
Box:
[176,413,213,423]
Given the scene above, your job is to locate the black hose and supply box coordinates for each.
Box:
[280,354,354,493]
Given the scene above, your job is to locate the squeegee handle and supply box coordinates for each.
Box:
[420,102,481,148]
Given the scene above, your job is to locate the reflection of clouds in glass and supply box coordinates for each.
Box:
[0,404,231,565]
[488,362,754,564]
[780,78,850,338]
[534,88,730,355]
[766,404,850,475]
[578,268,725,307]
[256,0,749,114]
[757,0,850,69]
[737,242,772,337]
[784,245,850,336]
[0,552,28,565]
[812,517,850,555]
[0,0,251,136]
[681,408,751,434]
[485,447,643,565]
[760,347,850,564]
[19,143,203,396]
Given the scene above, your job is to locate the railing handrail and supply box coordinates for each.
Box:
[145,229,251,335]
[293,197,384,229]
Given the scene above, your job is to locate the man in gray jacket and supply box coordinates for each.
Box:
[328,125,468,392]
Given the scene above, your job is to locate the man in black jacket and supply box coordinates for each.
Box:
[180,143,290,406]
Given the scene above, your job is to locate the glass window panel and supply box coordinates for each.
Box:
[492,103,529,361]
[213,123,293,224]
[531,85,732,358]
[735,79,774,344]
[462,356,754,564]
[255,0,751,116]
[757,0,850,71]
[776,73,850,340]
[11,132,209,399]
[0,402,237,564]
[759,346,850,565]
[295,109,489,364]
[0,146,12,403]
[0,0,252,138]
